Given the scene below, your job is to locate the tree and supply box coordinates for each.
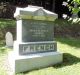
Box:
[63,0,80,15]
[0,2,16,18]
[0,0,29,18]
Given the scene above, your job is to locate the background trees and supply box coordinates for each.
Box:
[0,0,29,18]
[63,0,80,17]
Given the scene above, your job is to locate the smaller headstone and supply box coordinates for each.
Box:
[5,32,13,47]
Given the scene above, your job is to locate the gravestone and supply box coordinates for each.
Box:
[5,32,13,47]
[8,5,63,74]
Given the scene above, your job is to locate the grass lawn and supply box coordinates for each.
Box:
[0,37,80,75]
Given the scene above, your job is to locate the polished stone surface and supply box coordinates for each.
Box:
[22,20,54,42]
[14,41,57,55]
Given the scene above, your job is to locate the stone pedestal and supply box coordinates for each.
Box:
[8,51,62,73]
[8,5,63,74]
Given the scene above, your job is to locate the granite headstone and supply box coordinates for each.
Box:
[8,5,63,74]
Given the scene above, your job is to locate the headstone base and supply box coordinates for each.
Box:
[8,51,63,74]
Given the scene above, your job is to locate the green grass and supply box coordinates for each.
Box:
[0,37,80,75]
[0,18,15,28]
[0,46,10,75]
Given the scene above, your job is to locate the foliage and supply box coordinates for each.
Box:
[0,19,15,28]
[0,0,30,5]
[0,19,16,40]
[0,2,15,18]
[54,19,80,37]
[63,0,80,14]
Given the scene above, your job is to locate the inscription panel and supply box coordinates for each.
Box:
[19,42,57,54]
[22,20,54,42]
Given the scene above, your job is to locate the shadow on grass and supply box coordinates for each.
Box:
[56,37,80,48]
[53,53,80,68]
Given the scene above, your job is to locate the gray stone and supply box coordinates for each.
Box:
[18,20,54,42]
[14,5,58,21]
[8,51,63,73]
[8,5,63,74]
[14,41,57,55]
[22,20,54,42]
[5,32,13,47]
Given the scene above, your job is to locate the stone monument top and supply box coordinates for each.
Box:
[14,5,58,21]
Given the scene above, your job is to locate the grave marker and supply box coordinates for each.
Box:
[5,32,13,47]
[8,5,63,74]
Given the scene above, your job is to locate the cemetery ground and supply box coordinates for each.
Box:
[0,37,80,75]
